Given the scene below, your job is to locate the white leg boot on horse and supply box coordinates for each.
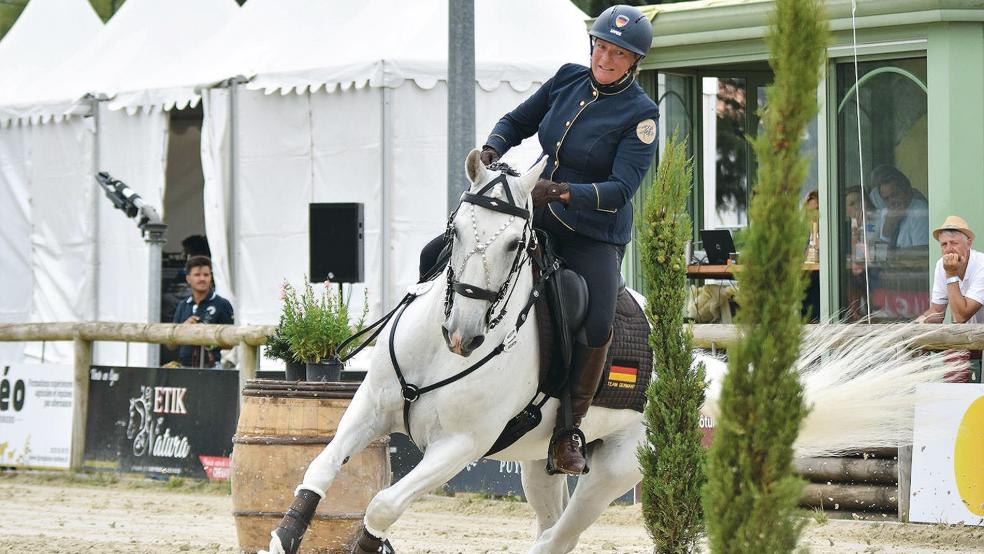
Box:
[520,460,569,539]
[550,331,612,475]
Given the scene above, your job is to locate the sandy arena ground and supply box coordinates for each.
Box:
[1,472,983,553]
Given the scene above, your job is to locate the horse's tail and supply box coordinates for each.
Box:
[697,323,961,459]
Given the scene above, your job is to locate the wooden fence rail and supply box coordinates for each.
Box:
[690,322,984,350]
[0,322,276,471]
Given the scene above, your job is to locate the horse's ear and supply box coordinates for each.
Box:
[517,156,547,199]
[465,148,487,187]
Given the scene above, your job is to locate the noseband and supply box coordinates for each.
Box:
[443,164,534,330]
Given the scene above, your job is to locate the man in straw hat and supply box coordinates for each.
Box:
[916,215,984,323]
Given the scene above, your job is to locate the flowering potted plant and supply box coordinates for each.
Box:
[278,280,368,381]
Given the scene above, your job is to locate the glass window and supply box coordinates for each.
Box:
[836,57,929,321]
[703,77,750,229]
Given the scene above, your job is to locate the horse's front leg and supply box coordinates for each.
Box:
[352,435,483,553]
[262,383,399,554]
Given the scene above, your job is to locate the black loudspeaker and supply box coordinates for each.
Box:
[309,203,364,283]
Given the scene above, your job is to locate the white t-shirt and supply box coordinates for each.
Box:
[931,249,984,323]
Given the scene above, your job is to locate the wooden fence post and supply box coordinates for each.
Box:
[71,336,92,472]
[240,342,258,393]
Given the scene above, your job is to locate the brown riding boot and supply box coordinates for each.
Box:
[551,332,612,475]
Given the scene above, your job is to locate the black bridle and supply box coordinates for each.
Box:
[332,165,553,448]
[443,166,534,330]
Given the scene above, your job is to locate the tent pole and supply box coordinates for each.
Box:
[229,81,240,311]
[447,0,475,210]
[380,87,392,311]
[90,97,101,331]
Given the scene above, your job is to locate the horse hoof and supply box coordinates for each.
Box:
[261,531,287,554]
[352,526,395,553]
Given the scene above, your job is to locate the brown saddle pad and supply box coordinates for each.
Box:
[535,288,652,412]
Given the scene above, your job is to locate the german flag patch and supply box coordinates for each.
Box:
[607,363,638,389]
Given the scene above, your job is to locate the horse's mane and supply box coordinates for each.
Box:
[486,161,519,177]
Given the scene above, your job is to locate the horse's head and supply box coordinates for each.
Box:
[126,397,142,439]
[442,149,546,357]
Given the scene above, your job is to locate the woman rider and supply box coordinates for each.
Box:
[468,5,658,475]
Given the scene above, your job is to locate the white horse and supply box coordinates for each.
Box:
[265,149,960,554]
[265,150,646,554]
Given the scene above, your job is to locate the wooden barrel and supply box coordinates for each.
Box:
[232,380,390,553]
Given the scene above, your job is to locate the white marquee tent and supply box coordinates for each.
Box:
[0,0,102,363]
[0,0,238,364]
[0,0,591,367]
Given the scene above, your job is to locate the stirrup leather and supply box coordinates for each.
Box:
[545,427,589,476]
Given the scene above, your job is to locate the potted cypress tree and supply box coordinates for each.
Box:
[279,280,368,382]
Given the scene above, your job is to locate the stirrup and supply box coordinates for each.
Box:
[544,427,589,476]
[352,526,395,554]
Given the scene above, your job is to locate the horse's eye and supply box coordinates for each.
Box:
[509,239,522,251]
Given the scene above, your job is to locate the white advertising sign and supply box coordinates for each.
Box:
[910,383,984,525]
[0,363,74,468]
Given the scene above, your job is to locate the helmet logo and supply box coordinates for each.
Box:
[614,15,630,28]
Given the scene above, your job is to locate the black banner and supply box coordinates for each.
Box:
[389,434,635,504]
[83,366,239,480]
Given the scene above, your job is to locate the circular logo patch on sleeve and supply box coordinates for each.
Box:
[636,119,656,144]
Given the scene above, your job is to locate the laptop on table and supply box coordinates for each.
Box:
[699,229,737,265]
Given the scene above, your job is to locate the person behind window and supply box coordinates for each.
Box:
[916,216,984,324]
[871,165,929,249]
[171,256,234,368]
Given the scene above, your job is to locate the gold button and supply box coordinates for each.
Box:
[592,90,598,97]
[579,101,585,106]
[554,161,559,166]
[565,121,571,127]
[556,141,561,147]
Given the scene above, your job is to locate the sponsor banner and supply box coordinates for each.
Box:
[910,384,984,525]
[84,366,238,480]
[0,363,74,468]
[699,410,715,448]
[389,434,635,504]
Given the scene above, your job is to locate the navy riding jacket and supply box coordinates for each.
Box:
[484,63,659,245]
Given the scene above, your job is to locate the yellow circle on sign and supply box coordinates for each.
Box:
[954,396,984,515]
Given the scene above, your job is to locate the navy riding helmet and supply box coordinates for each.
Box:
[588,5,653,59]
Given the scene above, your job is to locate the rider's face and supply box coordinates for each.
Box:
[591,39,637,85]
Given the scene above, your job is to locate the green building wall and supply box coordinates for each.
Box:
[630,0,984,320]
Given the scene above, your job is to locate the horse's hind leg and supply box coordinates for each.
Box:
[520,460,569,539]
[263,384,397,554]
[358,435,482,547]
[528,425,644,554]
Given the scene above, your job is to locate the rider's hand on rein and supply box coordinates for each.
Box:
[480,146,500,166]
[532,179,570,208]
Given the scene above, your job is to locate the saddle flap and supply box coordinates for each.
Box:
[553,269,588,333]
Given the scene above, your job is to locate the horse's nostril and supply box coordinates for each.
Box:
[467,335,485,351]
